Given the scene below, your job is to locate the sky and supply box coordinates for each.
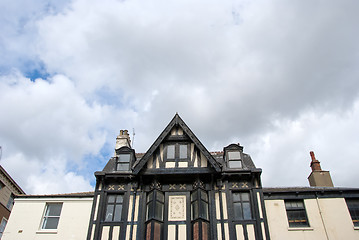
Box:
[1,0,359,194]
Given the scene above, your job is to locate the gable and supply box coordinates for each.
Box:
[132,114,222,174]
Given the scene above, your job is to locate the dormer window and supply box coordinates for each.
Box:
[228,151,242,168]
[115,146,135,172]
[117,154,131,171]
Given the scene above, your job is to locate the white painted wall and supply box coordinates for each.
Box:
[2,197,93,240]
[265,198,359,240]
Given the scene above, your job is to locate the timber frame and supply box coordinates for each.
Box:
[87,114,271,240]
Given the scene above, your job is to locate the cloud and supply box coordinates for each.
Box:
[0,72,109,193]
[249,100,359,187]
[1,0,359,193]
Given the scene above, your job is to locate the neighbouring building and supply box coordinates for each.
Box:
[0,165,25,239]
[2,114,359,240]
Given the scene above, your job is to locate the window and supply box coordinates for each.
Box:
[285,200,309,227]
[146,191,164,221]
[165,143,189,160]
[165,143,189,168]
[41,203,63,229]
[145,191,164,240]
[346,199,359,227]
[0,181,4,190]
[117,154,131,171]
[232,192,252,220]
[227,151,242,168]
[191,189,209,221]
[6,194,14,210]
[191,189,210,240]
[167,145,175,159]
[0,218,7,238]
[104,195,124,222]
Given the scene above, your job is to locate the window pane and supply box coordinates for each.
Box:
[105,205,114,221]
[234,202,243,220]
[45,204,62,217]
[179,145,187,159]
[118,154,131,162]
[228,151,241,160]
[200,190,208,202]
[108,195,116,203]
[232,193,241,202]
[117,163,129,171]
[167,145,175,159]
[114,204,122,221]
[191,191,198,202]
[229,160,242,168]
[243,202,252,219]
[42,217,60,229]
[241,193,250,202]
[6,194,14,210]
[155,202,164,221]
[146,203,154,220]
[191,202,198,220]
[147,192,153,203]
[156,191,164,202]
[116,195,124,203]
[200,201,209,220]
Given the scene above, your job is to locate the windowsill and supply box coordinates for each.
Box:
[288,227,313,231]
[354,227,359,230]
[36,229,58,234]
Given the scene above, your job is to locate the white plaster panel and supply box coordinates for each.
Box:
[112,226,120,240]
[127,195,133,221]
[179,224,186,240]
[178,162,188,168]
[125,225,130,240]
[168,195,186,221]
[247,224,255,240]
[166,162,176,168]
[168,225,176,240]
[257,192,263,219]
[236,224,244,240]
[160,144,164,165]
[222,192,228,219]
[147,156,153,169]
[200,153,207,167]
[217,224,222,240]
[94,194,100,221]
[261,222,267,240]
[215,193,220,220]
[134,195,139,221]
[102,226,110,240]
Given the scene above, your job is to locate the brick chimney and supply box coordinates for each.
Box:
[115,130,131,150]
[308,151,334,187]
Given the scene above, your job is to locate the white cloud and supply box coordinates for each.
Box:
[1,0,359,193]
[249,100,359,187]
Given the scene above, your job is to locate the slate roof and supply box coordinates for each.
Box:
[16,191,94,198]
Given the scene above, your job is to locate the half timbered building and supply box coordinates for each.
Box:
[87,113,270,240]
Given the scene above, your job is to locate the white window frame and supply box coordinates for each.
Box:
[40,203,63,230]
